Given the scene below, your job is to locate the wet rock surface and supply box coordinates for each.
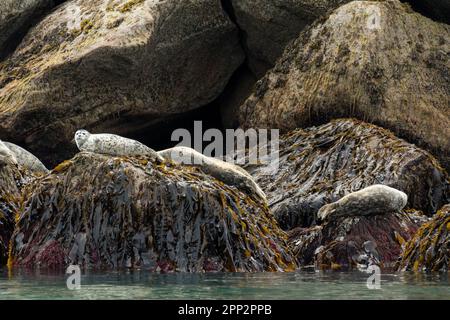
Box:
[396,204,450,272]
[8,152,296,271]
[244,119,449,231]
[288,209,427,270]
[239,0,450,170]
[0,0,244,166]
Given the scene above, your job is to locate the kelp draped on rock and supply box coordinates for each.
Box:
[239,0,450,170]
[288,210,427,270]
[9,152,296,272]
[244,119,449,230]
[396,204,450,272]
[0,0,244,166]
[0,161,30,265]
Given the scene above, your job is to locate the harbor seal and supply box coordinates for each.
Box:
[3,142,49,174]
[318,185,408,221]
[158,146,267,201]
[75,130,163,162]
[0,140,18,166]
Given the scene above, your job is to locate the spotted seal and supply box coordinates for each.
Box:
[3,142,48,174]
[74,130,163,162]
[158,146,267,201]
[318,184,408,221]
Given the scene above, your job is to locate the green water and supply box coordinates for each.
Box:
[0,269,449,300]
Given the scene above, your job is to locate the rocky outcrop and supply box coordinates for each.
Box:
[0,0,244,166]
[396,204,450,272]
[244,119,449,231]
[240,0,450,170]
[229,0,354,77]
[0,0,65,60]
[288,209,427,270]
[8,152,297,271]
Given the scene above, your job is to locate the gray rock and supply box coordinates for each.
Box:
[0,0,244,166]
[0,0,63,60]
[239,0,450,170]
[230,0,355,77]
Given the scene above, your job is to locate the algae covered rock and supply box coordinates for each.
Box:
[396,204,450,272]
[240,0,450,170]
[230,0,354,77]
[0,0,64,60]
[0,160,32,265]
[9,152,296,271]
[0,0,244,166]
[244,119,449,230]
[288,210,427,270]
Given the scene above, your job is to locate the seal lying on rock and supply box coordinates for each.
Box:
[0,140,17,166]
[158,146,267,201]
[3,142,49,174]
[318,185,408,221]
[74,130,163,162]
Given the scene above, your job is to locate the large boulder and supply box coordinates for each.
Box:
[244,119,449,230]
[288,209,427,270]
[0,0,244,166]
[8,152,297,271]
[229,0,355,77]
[239,0,450,170]
[396,204,450,272]
[0,0,64,60]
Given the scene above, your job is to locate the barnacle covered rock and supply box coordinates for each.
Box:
[0,0,244,166]
[8,152,296,272]
[245,119,449,230]
[239,0,450,170]
[288,209,427,270]
[396,204,450,272]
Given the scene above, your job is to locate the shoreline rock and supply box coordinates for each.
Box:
[8,152,297,271]
[396,204,450,272]
[0,0,244,166]
[239,0,450,170]
[244,119,449,231]
[288,209,427,270]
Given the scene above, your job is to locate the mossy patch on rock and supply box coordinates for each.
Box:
[396,204,450,272]
[244,119,449,230]
[9,152,297,272]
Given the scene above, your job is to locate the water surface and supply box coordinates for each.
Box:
[0,269,448,300]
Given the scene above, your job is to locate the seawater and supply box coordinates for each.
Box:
[0,269,449,300]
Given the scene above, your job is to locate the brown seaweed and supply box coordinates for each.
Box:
[8,152,297,272]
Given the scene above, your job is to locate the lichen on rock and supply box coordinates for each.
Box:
[8,152,296,271]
